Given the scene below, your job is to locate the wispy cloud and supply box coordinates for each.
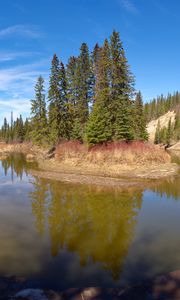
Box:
[0,60,49,123]
[0,98,30,121]
[0,25,41,39]
[0,51,40,62]
[119,0,139,14]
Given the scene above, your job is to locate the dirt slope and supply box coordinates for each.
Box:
[147,110,176,142]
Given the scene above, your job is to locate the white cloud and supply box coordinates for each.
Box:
[119,0,138,14]
[0,99,30,123]
[0,60,49,124]
[0,25,41,39]
[0,51,40,62]
[0,60,49,91]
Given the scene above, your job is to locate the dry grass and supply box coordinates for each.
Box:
[55,141,170,166]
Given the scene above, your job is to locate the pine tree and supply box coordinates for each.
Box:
[31,76,48,145]
[48,54,61,143]
[154,120,161,144]
[110,30,135,140]
[85,39,112,145]
[166,118,172,146]
[24,118,31,141]
[17,115,25,143]
[67,56,78,106]
[72,43,91,139]
[174,111,180,140]
[59,61,71,139]
[3,118,8,142]
[134,91,148,140]
[48,55,70,143]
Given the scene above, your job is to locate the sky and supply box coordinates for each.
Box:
[0,0,180,123]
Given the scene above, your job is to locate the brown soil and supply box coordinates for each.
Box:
[0,142,179,187]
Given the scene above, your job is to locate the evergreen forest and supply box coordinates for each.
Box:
[0,30,179,146]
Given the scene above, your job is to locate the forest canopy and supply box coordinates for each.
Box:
[1,30,179,146]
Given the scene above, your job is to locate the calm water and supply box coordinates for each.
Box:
[0,153,180,289]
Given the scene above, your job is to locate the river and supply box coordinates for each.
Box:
[0,153,179,290]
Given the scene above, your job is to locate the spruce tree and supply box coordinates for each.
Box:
[66,56,78,109]
[154,120,161,144]
[110,30,134,140]
[72,43,91,140]
[90,43,101,105]
[174,111,180,140]
[86,39,112,145]
[59,61,71,139]
[134,91,148,140]
[48,55,70,143]
[17,115,25,143]
[48,54,61,144]
[166,118,172,146]
[31,76,48,145]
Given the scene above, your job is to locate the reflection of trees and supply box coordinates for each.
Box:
[150,176,180,200]
[30,178,49,236]
[1,153,37,181]
[30,178,143,280]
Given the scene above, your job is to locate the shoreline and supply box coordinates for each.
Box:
[30,158,179,187]
[0,142,179,186]
[2,269,180,299]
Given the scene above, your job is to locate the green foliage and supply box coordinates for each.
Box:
[154,117,174,145]
[0,114,28,143]
[48,55,70,144]
[174,111,180,141]
[154,120,161,144]
[0,30,157,147]
[110,31,135,141]
[72,43,91,139]
[166,118,172,146]
[134,91,148,140]
[85,39,112,145]
[85,100,112,145]
[114,96,134,141]
[144,92,180,123]
[31,76,48,145]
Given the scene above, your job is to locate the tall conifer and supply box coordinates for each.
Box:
[72,43,91,139]
[134,91,148,140]
[31,76,48,145]
[110,30,134,140]
[86,39,112,145]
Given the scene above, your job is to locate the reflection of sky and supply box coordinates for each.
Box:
[0,162,29,185]
[0,158,180,288]
[121,189,180,285]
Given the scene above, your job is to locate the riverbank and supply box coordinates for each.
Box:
[2,269,180,300]
[0,141,179,186]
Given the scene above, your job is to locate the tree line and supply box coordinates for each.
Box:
[144,92,180,122]
[0,113,30,143]
[154,113,180,145]
[144,92,180,144]
[0,30,151,145]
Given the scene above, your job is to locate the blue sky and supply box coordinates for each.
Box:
[0,0,180,122]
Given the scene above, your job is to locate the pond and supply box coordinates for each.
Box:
[0,153,180,290]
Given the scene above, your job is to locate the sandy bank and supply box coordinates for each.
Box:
[30,158,179,187]
[0,142,179,186]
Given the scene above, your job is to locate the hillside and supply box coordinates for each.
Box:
[147,110,176,142]
[144,92,180,123]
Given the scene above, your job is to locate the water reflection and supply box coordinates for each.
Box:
[151,175,180,200]
[1,153,37,181]
[0,154,180,287]
[30,178,142,280]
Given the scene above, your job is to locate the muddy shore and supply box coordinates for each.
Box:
[0,143,179,187]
